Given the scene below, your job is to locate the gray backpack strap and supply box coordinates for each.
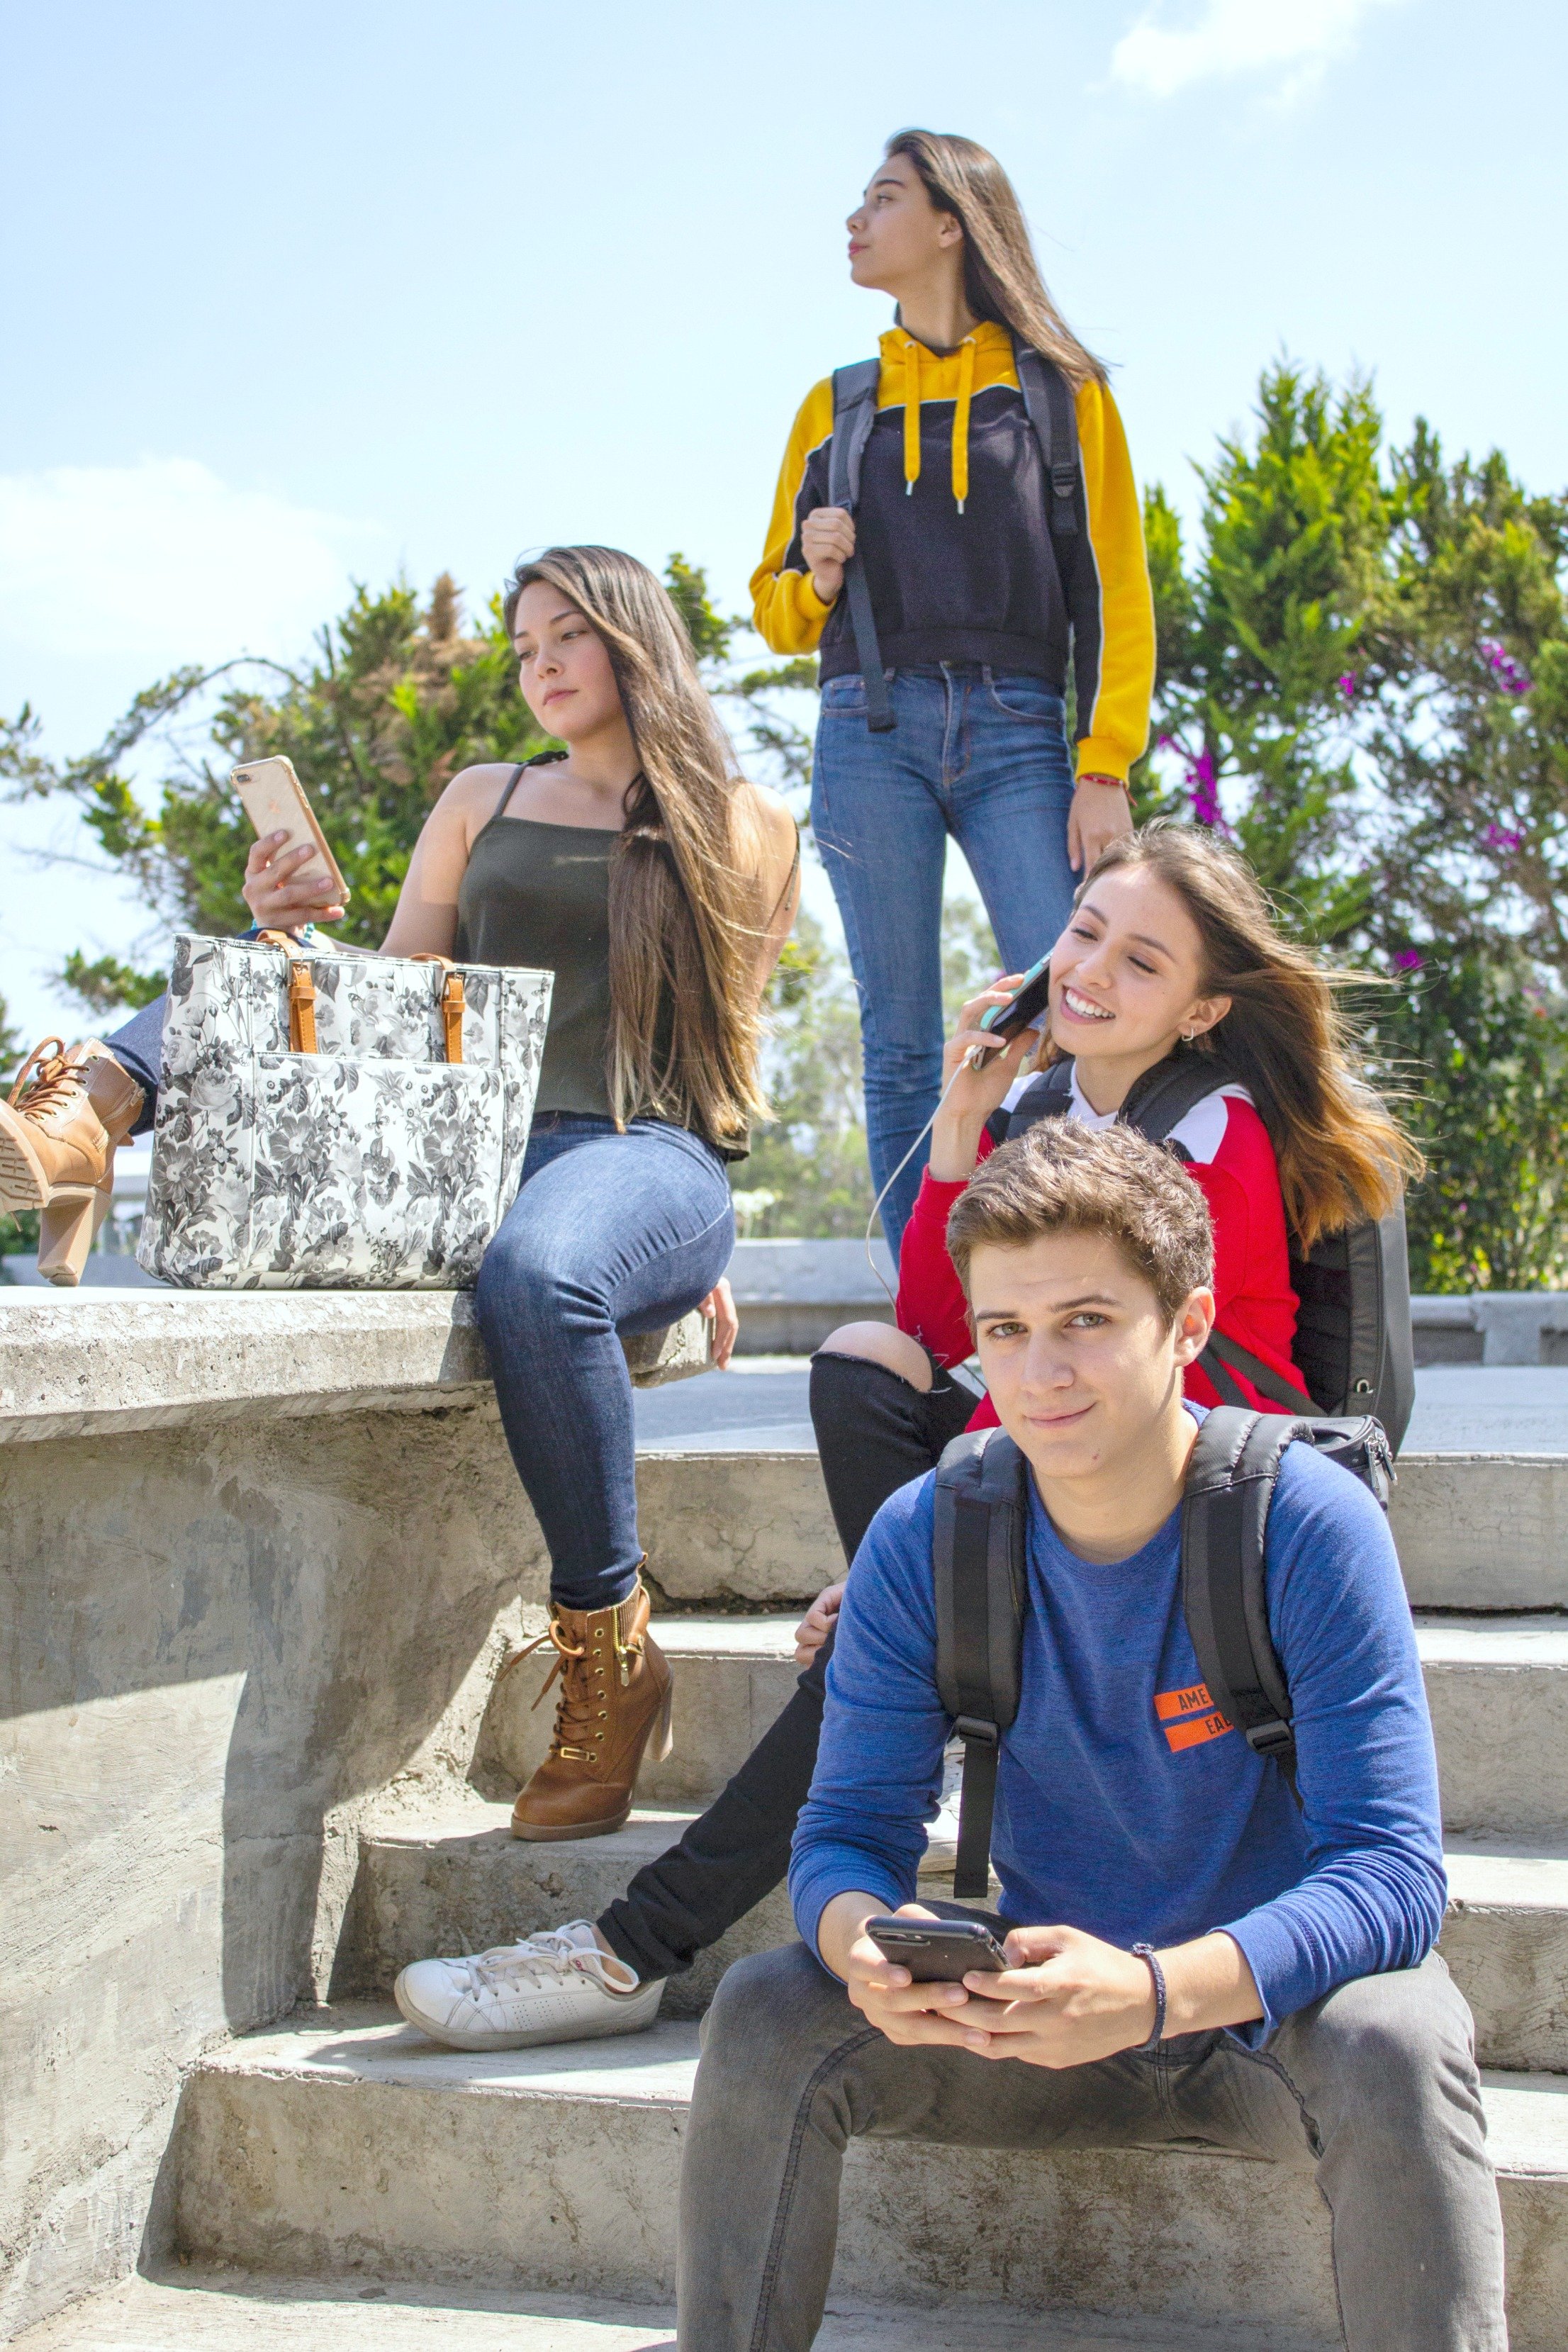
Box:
[1181,1409,1303,1791]
[1013,342,1081,541]
[932,1426,1029,1898]
[829,360,895,734]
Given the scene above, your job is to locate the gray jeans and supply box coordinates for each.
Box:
[677,1938,1504,2351]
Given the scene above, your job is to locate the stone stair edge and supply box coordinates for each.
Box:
[6,2267,1340,2352]
[184,2003,1568,2173]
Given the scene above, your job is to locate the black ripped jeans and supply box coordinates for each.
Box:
[597,1348,977,1983]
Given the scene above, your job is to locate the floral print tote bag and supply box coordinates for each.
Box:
[138,934,553,1288]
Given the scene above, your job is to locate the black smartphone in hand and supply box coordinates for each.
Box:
[866,1917,1009,1982]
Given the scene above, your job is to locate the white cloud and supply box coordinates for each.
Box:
[0,457,390,671]
[1110,0,1404,101]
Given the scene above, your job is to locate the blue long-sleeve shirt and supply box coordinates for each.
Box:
[789,1423,1446,2043]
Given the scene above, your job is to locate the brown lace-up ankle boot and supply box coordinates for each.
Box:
[510,1574,673,1842]
[0,1040,145,1286]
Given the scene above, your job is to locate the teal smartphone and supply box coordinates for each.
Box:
[977,954,1052,1041]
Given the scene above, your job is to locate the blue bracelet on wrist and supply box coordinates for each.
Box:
[1131,1942,1167,2049]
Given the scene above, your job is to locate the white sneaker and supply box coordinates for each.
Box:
[394,1920,665,2051]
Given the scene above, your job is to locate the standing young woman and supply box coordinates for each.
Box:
[753,128,1155,1257]
[0,547,799,1842]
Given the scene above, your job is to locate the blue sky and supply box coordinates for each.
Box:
[2,0,1563,1043]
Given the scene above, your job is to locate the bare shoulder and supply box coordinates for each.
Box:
[736,780,799,875]
[430,761,522,846]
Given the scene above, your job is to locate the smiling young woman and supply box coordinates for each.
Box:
[751,128,1155,1256]
[805,822,1423,1572]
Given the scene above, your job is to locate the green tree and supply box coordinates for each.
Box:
[1149,362,1568,1291]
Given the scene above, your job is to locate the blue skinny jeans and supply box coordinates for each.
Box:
[811,664,1077,1260]
[475,1113,734,1614]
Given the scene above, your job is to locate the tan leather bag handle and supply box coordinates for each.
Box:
[253,931,318,1055]
[286,961,318,1055]
[410,953,465,1063]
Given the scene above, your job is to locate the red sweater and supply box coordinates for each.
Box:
[897,1076,1301,1429]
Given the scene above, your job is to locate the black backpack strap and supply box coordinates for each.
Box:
[1012,342,1081,540]
[1181,1409,1304,1791]
[1119,1049,1240,1143]
[1003,1058,1074,1138]
[1200,1328,1319,1416]
[829,360,895,735]
[932,1427,1029,1898]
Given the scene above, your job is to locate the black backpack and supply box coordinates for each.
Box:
[932,1408,1394,1898]
[827,338,1083,734]
[1002,1052,1416,1450]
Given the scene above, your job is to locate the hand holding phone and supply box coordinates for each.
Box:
[866,1915,1009,1983]
[233,756,349,926]
[967,953,1051,1067]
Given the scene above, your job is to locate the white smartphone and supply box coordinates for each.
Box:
[230,756,349,907]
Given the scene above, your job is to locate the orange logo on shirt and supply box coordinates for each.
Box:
[1155,1680,1234,1754]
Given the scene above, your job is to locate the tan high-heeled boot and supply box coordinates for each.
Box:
[510,1576,674,1842]
[0,1039,145,1286]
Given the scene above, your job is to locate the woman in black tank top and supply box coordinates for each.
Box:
[234,545,800,1849]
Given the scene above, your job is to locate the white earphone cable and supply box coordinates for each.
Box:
[863,1038,1009,1311]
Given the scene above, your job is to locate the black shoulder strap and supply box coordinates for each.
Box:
[932,1427,1029,1898]
[1120,1050,1237,1144]
[1181,1409,1303,1792]
[1012,342,1080,541]
[1004,1058,1074,1138]
[829,360,895,735]
[492,761,529,819]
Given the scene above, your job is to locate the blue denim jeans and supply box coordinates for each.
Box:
[106,995,164,1132]
[812,665,1077,1260]
[476,1113,734,1613]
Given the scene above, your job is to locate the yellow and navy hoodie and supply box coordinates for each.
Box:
[750,320,1155,782]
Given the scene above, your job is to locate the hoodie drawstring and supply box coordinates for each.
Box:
[952,335,975,511]
[902,337,921,493]
[899,330,977,511]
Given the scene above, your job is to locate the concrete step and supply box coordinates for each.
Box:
[1392,1452,1568,1608]
[7,2268,1337,2352]
[483,1613,1568,1839]
[342,1804,1568,2072]
[168,2008,1567,2348]
[1420,1615,1568,1836]
[629,1447,1568,1611]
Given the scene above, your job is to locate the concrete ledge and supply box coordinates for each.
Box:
[0,1290,491,1444]
[1411,1292,1568,1369]
[725,1238,895,1354]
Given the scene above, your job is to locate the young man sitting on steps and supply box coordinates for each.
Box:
[678,1120,1503,2352]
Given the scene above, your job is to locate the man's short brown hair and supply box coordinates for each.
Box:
[946,1119,1214,1326]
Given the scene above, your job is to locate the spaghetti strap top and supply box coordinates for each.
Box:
[454,758,620,1120]
[453,754,762,1156]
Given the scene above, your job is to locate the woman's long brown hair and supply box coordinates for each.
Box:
[1074,826,1423,1248]
[503,546,767,1146]
[885,129,1106,389]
